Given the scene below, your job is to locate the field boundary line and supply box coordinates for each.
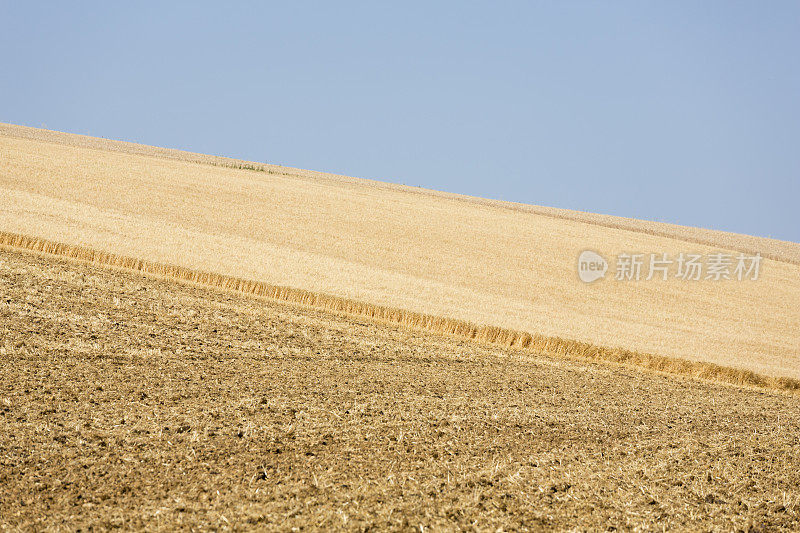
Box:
[1,229,798,395]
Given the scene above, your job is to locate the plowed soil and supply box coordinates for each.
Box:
[2,248,800,531]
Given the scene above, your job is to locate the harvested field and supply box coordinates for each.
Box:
[2,125,799,383]
[2,248,800,531]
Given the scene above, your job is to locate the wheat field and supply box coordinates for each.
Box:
[1,123,798,383]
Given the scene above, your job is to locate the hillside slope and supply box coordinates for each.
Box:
[1,124,798,379]
[3,248,800,530]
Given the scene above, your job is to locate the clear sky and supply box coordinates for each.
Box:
[2,2,798,242]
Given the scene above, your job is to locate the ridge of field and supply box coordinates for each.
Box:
[1,124,798,380]
[4,230,797,395]
[2,248,800,530]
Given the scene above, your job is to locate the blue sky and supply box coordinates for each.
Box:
[2,1,798,242]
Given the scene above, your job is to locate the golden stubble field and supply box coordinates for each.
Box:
[0,124,798,381]
[2,248,800,531]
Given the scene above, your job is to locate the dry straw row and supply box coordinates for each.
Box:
[2,230,798,395]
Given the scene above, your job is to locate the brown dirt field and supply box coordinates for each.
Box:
[2,248,800,531]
